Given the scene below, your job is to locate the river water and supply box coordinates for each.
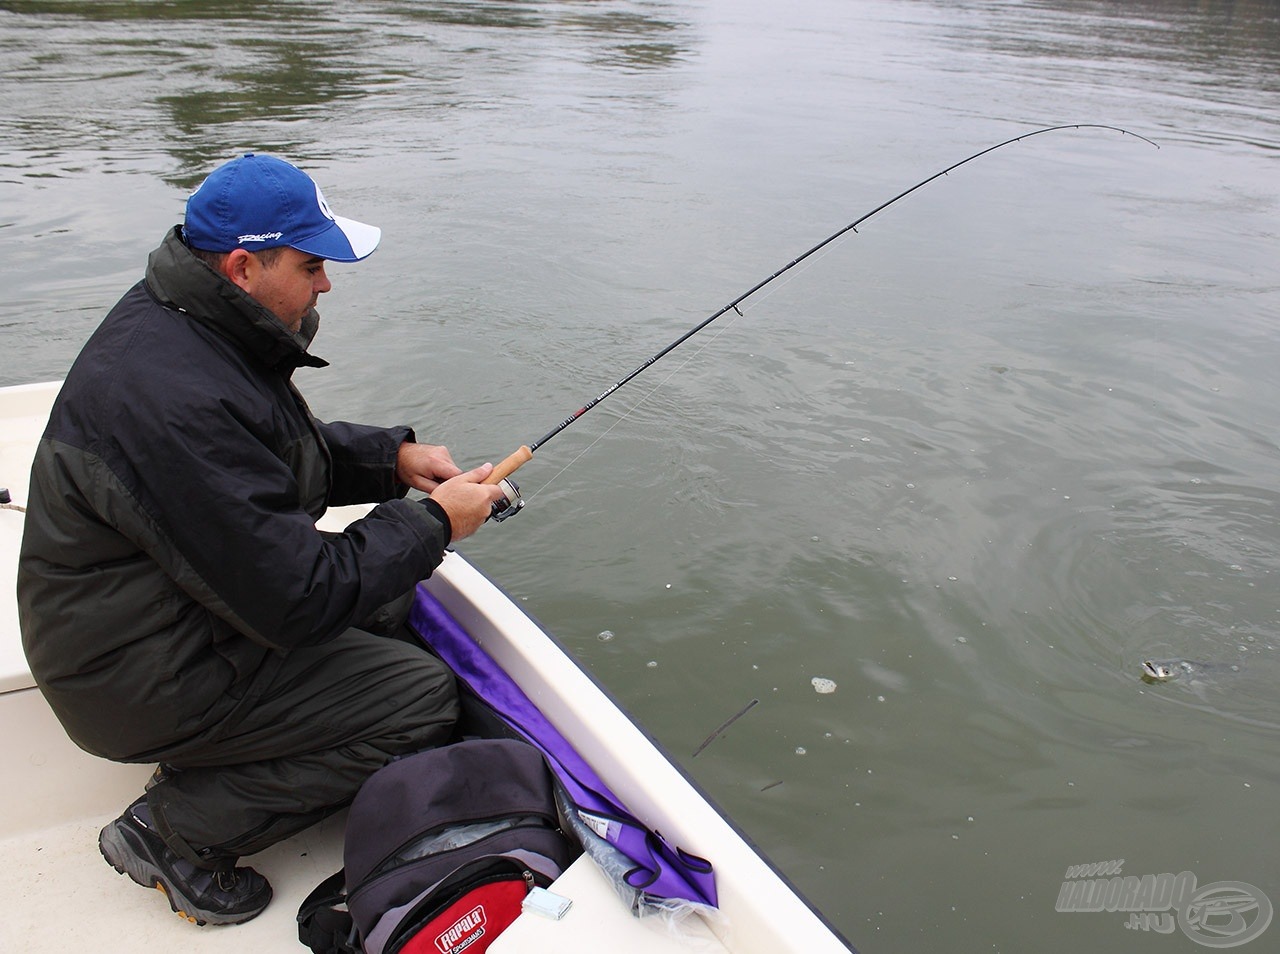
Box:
[2,1,1278,950]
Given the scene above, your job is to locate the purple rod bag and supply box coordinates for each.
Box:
[409,583,717,908]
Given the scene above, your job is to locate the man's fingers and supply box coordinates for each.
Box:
[429,465,509,541]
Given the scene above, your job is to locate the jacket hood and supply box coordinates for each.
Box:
[145,226,328,372]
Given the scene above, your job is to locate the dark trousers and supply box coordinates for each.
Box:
[145,628,458,863]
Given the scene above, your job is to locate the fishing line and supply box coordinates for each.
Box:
[486,123,1158,501]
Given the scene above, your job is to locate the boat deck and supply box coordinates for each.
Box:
[0,685,722,951]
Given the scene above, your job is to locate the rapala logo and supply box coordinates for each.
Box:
[434,905,487,954]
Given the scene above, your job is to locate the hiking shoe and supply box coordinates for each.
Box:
[98,799,272,926]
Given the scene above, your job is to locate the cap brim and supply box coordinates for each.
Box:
[290,215,382,262]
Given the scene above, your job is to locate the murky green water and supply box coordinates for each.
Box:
[3,1,1279,950]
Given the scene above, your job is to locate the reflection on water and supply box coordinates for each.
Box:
[2,1,1279,950]
[0,0,693,184]
[930,0,1280,151]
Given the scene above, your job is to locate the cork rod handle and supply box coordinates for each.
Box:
[484,445,533,485]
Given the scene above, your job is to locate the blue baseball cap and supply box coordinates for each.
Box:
[183,153,381,262]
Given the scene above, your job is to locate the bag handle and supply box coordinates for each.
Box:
[297,869,360,954]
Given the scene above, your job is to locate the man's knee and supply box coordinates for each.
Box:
[367,646,460,755]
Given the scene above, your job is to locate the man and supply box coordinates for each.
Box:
[17,154,507,926]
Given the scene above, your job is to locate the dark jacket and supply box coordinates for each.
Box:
[18,228,451,761]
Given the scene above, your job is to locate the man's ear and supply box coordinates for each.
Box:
[222,248,256,293]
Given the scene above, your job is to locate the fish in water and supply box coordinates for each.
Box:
[1140,658,1241,684]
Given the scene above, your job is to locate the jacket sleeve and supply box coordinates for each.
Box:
[100,391,449,652]
[316,419,414,506]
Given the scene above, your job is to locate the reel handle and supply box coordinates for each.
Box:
[485,445,532,485]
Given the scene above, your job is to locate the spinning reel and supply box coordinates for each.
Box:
[489,477,525,522]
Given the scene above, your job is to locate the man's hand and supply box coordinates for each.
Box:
[396,442,463,493]
[430,463,509,541]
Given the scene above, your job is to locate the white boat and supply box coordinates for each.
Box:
[0,380,853,953]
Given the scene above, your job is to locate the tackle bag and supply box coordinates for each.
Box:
[297,738,577,954]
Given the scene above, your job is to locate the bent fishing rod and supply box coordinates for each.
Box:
[483,123,1157,520]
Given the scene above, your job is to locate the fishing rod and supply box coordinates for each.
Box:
[484,123,1157,519]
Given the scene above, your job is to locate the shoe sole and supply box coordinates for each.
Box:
[98,821,269,926]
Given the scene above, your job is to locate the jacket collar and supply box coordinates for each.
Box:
[145,227,329,372]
